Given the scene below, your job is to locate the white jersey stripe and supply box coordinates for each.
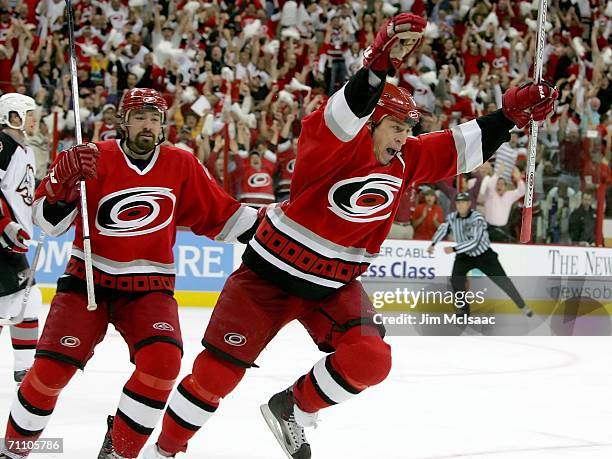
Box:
[250,238,344,289]
[451,120,484,174]
[323,85,373,143]
[71,246,176,275]
[215,205,257,242]
[268,207,377,263]
[33,197,77,237]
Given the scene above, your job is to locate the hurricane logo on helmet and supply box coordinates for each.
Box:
[328,174,403,223]
[248,172,271,188]
[96,187,176,237]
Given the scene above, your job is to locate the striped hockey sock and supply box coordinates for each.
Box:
[111,343,181,458]
[10,318,38,373]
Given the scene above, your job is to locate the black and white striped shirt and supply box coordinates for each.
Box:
[431,210,490,256]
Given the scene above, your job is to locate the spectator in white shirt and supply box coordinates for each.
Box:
[484,165,526,241]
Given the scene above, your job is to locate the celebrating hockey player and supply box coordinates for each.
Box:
[0,93,43,386]
[139,13,558,459]
[0,88,260,459]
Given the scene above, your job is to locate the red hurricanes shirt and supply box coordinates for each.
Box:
[243,77,494,299]
[34,140,257,293]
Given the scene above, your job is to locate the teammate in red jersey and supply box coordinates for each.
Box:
[0,88,259,459]
[143,14,558,459]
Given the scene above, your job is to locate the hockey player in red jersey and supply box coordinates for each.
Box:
[0,88,259,459]
[143,14,558,459]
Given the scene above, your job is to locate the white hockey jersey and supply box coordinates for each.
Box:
[0,131,36,237]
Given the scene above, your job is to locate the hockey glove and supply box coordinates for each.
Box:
[502,81,558,129]
[0,197,29,253]
[0,221,30,253]
[362,13,427,76]
[43,143,100,204]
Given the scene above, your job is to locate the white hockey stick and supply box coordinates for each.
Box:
[520,0,547,243]
[66,0,97,310]
[0,234,45,326]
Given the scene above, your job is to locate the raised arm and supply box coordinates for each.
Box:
[405,82,558,185]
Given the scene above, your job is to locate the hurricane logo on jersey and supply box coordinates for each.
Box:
[328,174,403,223]
[248,172,271,188]
[100,128,118,141]
[286,159,295,174]
[96,187,176,237]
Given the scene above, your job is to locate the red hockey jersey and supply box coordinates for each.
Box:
[276,140,296,196]
[34,140,257,293]
[98,123,118,141]
[243,74,510,299]
[238,151,277,207]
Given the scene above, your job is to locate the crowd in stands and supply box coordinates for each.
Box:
[0,0,610,245]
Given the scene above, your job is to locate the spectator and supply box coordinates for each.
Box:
[26,118,51,183]
[569,191,596,245]
[412,188,444,241]
[389,186,417,240]
[494,132,523,183]
[484,165,525,241]
[544,178,578,243]
[0,0,607,246]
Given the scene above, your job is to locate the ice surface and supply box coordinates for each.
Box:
[1,307,611,458]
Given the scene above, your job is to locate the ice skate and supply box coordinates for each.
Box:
[142,444,175,458]
[260,389,314,459]
[519,304,534,317]
[97,415,120,459]
[13,370,27,386]
[0,440,26,459]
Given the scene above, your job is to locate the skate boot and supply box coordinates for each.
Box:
[142,444,175,458]
[454,304,471,318]
[0,442,26,459]
[13,370,27,387]
[97,415,130,459]
[519,304,534,317]
[260,389,315,459]
[0,452,26,458]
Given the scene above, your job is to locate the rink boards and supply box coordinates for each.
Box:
[27,229,612,314]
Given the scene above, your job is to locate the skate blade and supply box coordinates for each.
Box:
[260,404,294,459]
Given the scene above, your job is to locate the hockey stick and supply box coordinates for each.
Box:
[520,0,548,243]
[65,0,97,310]
[0,234,45,326]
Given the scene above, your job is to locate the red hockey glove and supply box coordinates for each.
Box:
[43,143,100,204]
[363,13,427,75]
[502,81,558,129]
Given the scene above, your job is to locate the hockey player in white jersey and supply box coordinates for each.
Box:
[0,93,43,385]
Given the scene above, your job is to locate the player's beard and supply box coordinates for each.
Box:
[128,132,157,155]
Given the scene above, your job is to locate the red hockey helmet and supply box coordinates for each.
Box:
[119,88,168,121]
[371,83,420,127]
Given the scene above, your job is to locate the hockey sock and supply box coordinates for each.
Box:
[10,318,38,372]
[112,342,181,458]
[293,327,392,414]
[157,350,245,455]
[5,357,77,455]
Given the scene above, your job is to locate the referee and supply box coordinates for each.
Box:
[427,193,533,317]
